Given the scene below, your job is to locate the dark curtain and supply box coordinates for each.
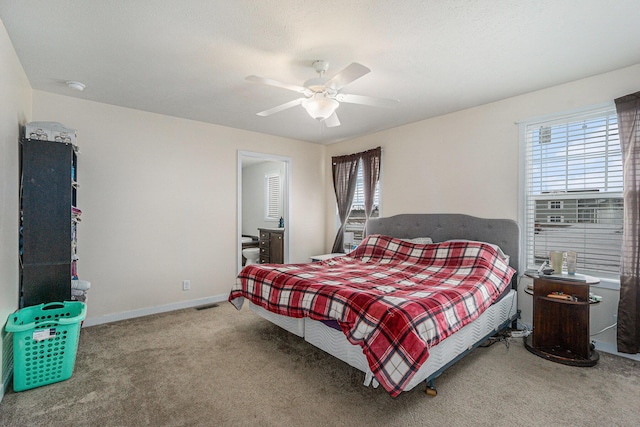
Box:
[361,147,382,222]
[615,91,640,354]
[330,153,360,253]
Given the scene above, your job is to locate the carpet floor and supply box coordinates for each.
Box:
[1,302,638,426]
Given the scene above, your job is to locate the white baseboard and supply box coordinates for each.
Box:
[593,340,640,362]
[82,294,229,327]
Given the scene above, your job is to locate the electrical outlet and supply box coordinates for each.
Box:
[182,280,190,291]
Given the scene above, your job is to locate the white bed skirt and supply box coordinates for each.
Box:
[248,289,517,392]
[249,302,305,337]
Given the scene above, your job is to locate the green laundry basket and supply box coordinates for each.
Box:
[5,301,86,391]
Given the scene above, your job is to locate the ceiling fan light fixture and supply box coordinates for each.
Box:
[302,93,339,120]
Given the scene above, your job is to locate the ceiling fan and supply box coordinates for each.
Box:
[246,60,399,127]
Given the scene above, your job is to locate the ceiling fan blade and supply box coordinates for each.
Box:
[256,98,306,116]
[323,112,341,127]
[335,93,399,109]
[246,75,311,95]
[324,63,371,90]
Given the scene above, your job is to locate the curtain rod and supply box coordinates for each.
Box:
[332,146,382,162]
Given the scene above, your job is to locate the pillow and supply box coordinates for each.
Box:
[446,239,510,264]
[400,237,433,245]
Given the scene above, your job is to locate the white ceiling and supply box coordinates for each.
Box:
[2,1,640,145]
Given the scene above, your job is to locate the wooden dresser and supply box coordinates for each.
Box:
[258,228,284,264]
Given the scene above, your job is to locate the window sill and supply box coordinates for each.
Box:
[581,270,620,291]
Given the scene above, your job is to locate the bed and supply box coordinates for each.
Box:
[229,213,520,396]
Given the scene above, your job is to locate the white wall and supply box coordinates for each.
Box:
[31,91,326,324]
[242,160,286,236]
[0,17,32,399]
[326,64,640,351]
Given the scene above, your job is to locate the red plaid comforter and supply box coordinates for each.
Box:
[229,234,515,396]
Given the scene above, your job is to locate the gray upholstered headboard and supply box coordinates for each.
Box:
[365,213,520,273]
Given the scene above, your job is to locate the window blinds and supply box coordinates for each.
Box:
[523,106,623,276]
[265,172,281,220]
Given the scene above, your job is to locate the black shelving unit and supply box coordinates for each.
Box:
[19,138,77,307]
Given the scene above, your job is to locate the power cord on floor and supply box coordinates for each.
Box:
[508,325,532,339]
[591,322,617,336]
[480,330,511,349]
[480,275,530,350]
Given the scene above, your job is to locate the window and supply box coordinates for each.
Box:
[344,160,380,249]
[264,172,281,221]
[547,215,565,223]
[522,105,623,277]
[548,201,563,210]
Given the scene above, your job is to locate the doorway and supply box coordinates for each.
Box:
[237,151,291,273]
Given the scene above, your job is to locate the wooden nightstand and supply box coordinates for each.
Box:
[524,272,600,366]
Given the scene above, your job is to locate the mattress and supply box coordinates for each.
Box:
[307,289,517,391]
[249,301,305,337]
[249,289,517,392]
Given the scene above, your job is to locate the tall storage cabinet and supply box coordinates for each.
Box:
[19,138,77,307]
